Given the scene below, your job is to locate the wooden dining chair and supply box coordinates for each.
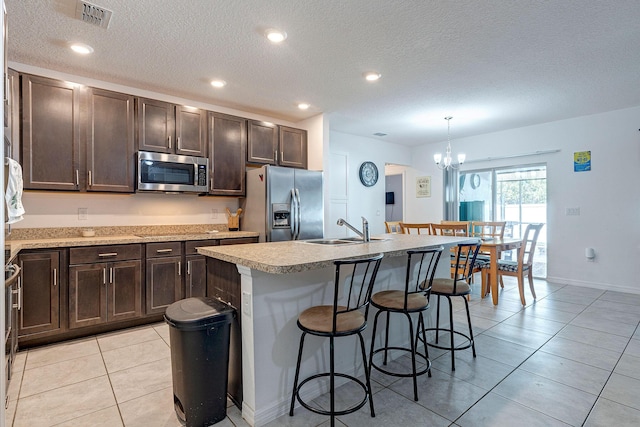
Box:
[440,220,471,236]
[399,223,432,235]
[431,223,468,237]
[470,221,506,240]
[384,221,403,233]
[472,221,507,286]
[480,223,544,305]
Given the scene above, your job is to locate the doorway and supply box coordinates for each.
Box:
[385,173,403,222]
[459,164,547,278]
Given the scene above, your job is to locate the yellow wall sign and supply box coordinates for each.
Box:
[574,151,591,172]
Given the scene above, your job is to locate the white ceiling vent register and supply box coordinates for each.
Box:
[75,0,113,29]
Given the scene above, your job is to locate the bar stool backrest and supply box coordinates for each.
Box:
[409,246,443,305]
[451,242,481,293]
[332,253,384,334]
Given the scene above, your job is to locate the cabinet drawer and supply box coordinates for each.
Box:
[146,242,183,258]
[185,240,217,255]
[69,244,142,264]
[219,237,258,246]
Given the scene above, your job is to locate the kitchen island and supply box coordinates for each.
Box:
[198,233,475,426]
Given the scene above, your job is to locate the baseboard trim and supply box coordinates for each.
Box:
[545,276,640,295]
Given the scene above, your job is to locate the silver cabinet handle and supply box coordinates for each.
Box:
[88,170,92,186]
[187,260,191,275]
[18,277,22,310]
[98,252,118,257]
[110,267,113,284]
[103,267,107,285]
[210,178,213,191]
[76,170,79,186]
[178,261,181,276]
[176,136,180,148]
[168,136,172,149]
[281,151,284,163]
[156,248,173,253]
[53,268,57,287]
[275,150,278,162]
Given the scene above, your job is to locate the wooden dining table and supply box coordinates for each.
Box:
[479,237,522,305]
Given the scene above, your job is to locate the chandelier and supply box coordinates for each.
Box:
[434,116,465,170]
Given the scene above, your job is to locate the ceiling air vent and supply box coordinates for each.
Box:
[75,1,113,29]
[373,132,387,137]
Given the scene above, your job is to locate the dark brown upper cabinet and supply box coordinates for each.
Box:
[21,74,82,191]
[136,98,206,157]
[86,88,135,192]
[208,112,246,196]
[247,120,278,165]
[278,126,308,169]
[247,120,307,169]
[5,68,19,162]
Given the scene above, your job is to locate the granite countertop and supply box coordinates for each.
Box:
[197,233,477,274]
[4,225,259,262]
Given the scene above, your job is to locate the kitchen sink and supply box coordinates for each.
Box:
[302,237,389,245]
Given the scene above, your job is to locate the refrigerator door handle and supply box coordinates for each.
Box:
[294,188,301,240]
[290,188,298,239]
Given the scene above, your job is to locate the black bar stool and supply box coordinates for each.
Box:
[422,242,481,370]
[368,247,443,401]
[289,253,384,427]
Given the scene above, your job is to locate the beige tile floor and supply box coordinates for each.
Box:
[5,277,640,427]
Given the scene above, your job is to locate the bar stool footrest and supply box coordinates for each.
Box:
[423,327,474,351]
[293,372,370,417]
[370,346,431,378]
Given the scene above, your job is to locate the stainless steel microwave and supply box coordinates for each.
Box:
[137,151,208,193]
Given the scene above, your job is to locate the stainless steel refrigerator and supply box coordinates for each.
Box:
[242,165,324,242]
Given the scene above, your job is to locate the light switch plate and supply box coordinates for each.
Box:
[565,207,580,216]
[78,208,88,220]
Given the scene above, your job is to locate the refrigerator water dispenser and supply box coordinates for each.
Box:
[272,204,291,229]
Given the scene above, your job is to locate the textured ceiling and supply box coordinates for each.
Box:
[6,0,640,146]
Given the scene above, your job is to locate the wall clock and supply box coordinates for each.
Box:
[470,173,481,189]
[359,161,378,187]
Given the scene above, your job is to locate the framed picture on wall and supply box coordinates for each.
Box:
[416,176,431,198]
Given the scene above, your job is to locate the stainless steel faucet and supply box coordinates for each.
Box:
[337,217,370,242]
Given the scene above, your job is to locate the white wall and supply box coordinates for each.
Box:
[327,132,411,236]
[412,106,640,294]
[384,174,403,221]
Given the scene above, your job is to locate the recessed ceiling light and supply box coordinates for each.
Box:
[210,79,227,88]
[363,72,381,82]
[69,43,94,55]
[265,29,287,43]
[298,103,310,110]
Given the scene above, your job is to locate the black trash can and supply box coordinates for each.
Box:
[164,297,235,427]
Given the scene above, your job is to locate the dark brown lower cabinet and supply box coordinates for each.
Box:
[185,255,207,298]
[17,250,63,337]
[69,260,142,329]
[146,255,182,315]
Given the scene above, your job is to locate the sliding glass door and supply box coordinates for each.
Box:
[459,164,547,278]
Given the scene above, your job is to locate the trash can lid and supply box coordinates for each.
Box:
[164,297,235,330]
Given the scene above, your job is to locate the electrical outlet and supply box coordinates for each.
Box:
[211,208,218,219]
[242,291,251,317]
[78,208,88,220]
[565,207,580,216]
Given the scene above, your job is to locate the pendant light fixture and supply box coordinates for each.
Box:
[434,116,465,170]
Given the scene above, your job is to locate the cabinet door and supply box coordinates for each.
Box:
[279,126,308,169]
[22,74,81,190]
[146,256,182,315]
[86,88,135,192]
[109,260,142,322]
[185,255,207,298]
[18,251,61,336]
[136,97,176,153]
[175,105,206,157]
[247,120,277,165]
[69,263,107,329]
[209,112,246,195]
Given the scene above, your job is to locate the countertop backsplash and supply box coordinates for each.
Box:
[6,223,230,240]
